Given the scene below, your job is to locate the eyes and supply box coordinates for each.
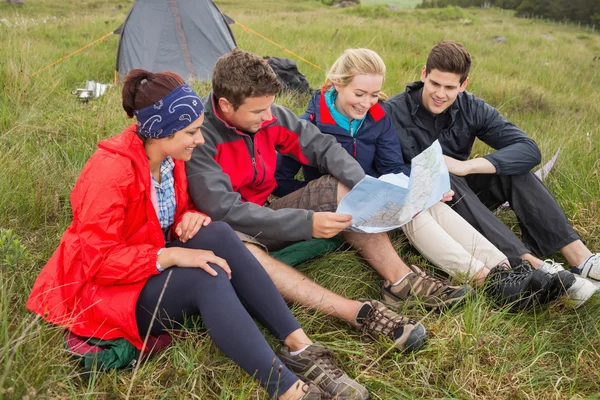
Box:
[430,81,457,90]
[354,93,379,99]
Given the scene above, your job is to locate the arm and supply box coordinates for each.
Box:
[373,115,412,176]
[74,156,160,286]
[186,140,316,241]
[271,104,366,188]
[472,97,542,175]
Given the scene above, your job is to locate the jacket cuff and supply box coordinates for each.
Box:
[483,154,502,175]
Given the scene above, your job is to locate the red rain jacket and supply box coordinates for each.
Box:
[26,126,201,349]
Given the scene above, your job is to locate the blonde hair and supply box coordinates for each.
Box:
[325,48,388,101]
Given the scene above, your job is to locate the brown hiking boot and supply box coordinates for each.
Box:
[278,343,369,400]
[354,300,427,353]
[382,264,473,310]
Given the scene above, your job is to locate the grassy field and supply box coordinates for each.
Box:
[1,0,600,398]
[361,0,422,8]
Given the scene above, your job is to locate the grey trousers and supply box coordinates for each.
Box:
[448,172,581,267]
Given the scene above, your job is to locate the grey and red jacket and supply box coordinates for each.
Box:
[185,93,365,242]
[384,81,542,175]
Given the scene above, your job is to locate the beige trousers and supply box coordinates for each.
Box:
[402,202,507,280]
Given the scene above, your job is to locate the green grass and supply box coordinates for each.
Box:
[2,0,600,398]
[361,0,422,8]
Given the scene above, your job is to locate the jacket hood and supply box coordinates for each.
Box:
[98,125,149,173]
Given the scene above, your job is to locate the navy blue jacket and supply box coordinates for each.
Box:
[274,89,411,197]
[384,82,542,175]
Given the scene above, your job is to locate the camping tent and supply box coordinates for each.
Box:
[115,0,236,81]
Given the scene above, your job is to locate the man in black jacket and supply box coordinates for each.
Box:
[384,40,599,293]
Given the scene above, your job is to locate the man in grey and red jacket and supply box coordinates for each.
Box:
[186,49,472,358]
[384,40,599,296]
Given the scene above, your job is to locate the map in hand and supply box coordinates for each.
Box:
[337,140,450,233]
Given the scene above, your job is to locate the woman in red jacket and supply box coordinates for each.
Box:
[26,70,367,400]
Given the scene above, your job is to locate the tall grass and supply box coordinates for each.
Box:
[1,0,600,398]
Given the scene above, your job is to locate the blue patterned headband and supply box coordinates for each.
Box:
[134,84,205,139]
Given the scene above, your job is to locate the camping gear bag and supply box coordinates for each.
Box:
[64,331,173,374]
[265,56,312,95]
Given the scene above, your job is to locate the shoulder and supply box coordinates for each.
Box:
[78,150,136,189]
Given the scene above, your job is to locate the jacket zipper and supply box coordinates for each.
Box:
[257,150,267,185]
[248,136,258,184]
[350,124,357,157]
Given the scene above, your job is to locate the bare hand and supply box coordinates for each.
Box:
[312,212,353,238]
[444,155,471,176]
[175,212,211,242]
[441,190,454,202]
[167,247,231,279]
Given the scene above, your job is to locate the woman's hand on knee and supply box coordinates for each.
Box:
[165,248,231,279]
[175,212,212,242]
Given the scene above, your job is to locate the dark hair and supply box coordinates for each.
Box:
[122,69,185,118]
[212,48,283,110]
[425,41,472,84]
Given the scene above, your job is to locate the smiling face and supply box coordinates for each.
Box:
[333,74,384,120]
[218,95,275,133]
[419,67,469,115]
[159,113,205,161]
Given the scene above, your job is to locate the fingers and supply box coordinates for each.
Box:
[203,253,232,279]
[319,213,353,238]
[178,216,192,243]
[187,217,204,240]
[200,263,218,277]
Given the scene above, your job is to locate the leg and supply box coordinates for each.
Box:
[136,267,298,398]
[402,205,495,283]
[477,172,583,262]
[270,175,472,309]
[172,222,305,343]
[449,174,530,266]
[335,180,413,282]
[245,243,363,323]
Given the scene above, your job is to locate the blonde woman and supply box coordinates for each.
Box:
[274,48,566,310]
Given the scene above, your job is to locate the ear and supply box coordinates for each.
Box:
[459,77,469,92]
[332,78,343,93]
[218,97,234,114]
[420,65,427,82]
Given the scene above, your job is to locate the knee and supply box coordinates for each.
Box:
[202,221,239,243]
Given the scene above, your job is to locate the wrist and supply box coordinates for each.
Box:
[157,248,175,270]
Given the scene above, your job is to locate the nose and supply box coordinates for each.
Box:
[435,87,446,98]
[194,131,205,145]
[261,108,272,121]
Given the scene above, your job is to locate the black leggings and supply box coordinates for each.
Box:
[136,221,301,398]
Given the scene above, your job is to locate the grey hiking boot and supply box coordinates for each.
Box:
[278,343,369,400]
[354,300,427,353]
[296,382,333,400]
[382,264,473,310]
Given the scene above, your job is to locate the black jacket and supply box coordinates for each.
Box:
[384,81,542,175]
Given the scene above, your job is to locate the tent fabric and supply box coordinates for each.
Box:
[116,0,236,81]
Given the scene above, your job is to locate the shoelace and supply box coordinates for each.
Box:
[306,348,344,379]
[300,383,333,400]
[541,259,564,273]
[360,303,418,340]
[413,270,449,295]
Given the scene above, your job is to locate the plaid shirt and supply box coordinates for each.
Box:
[152,156,176,231]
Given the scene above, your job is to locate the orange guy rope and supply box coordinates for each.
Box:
[235,21,322,71]
[30,32,114,78]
